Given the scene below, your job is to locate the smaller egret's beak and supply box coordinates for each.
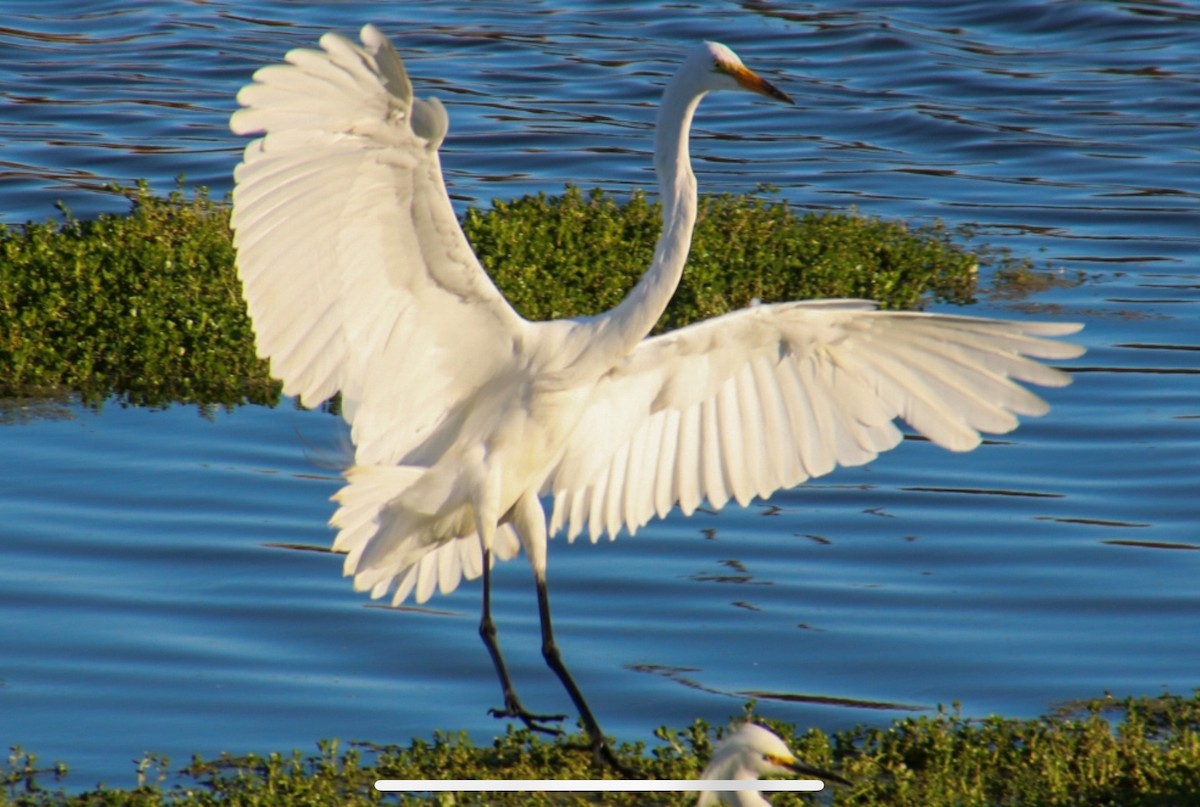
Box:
[725,63,793,104]
[769,753,853,787]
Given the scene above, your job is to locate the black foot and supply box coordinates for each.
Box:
[488,696,566,736]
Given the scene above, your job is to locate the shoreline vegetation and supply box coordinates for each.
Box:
[5,692,1199,805]
[0,182,994,411]
[4,184,1168,804]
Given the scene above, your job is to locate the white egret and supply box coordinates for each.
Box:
[229,25,1083,769]
[698,722,849,806]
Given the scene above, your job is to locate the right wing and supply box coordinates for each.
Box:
[230,24,527,467]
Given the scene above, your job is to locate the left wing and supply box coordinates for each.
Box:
[544,300,1084,542]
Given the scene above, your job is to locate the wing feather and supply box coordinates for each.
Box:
[676,404,704,516]
[604,441,630,540]
[738,363,773,500]
[652,409,678,518]
[624,415,656,535]
[587,471,609,544]
[700,399,729,510]
[568,487,588,542]
[717,380,750,506]
[750,353,802,487]
[545,300,1083,541]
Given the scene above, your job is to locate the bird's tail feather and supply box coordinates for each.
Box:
[329,465,521,604]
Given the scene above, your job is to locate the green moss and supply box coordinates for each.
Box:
[0,183,980,409]
[5,692,1200,805]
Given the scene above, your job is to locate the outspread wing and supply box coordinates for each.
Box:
[231,24,526,466]
[545,300,1084,542]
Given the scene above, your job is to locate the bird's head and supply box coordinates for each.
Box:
[700,722,852,798]
[733,723,805,776]
[690,41,792,104]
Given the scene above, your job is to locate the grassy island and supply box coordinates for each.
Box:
[0,183,980,409]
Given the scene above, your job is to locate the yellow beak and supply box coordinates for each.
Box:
[723,62,793,104]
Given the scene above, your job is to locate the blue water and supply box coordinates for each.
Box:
[2,0,1198,790]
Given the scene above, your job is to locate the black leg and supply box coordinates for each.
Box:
[534,575,639,777]
[478,548,565,735]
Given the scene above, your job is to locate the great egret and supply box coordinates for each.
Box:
[230,25,1083,769]
[698,722,849,806]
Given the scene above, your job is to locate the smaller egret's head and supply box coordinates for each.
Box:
[693,41,792,104]
[735,722,804,776]
[699,723,851,805]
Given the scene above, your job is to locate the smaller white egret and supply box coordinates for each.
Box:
[698,723,849,806]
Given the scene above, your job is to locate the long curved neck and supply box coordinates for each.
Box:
[583,75,703,364]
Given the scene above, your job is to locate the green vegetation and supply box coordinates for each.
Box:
[4,692,1198,805]
[461,187,978,329]
[0,184,273,409]
[0,183,980,409]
